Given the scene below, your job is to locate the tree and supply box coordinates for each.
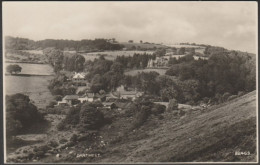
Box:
[43,48,64,72]
[178,47,185,55]
[6,94,45,137]
[6,64,22,74]
[79,103,105,130]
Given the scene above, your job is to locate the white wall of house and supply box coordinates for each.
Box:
[78,97,94,103]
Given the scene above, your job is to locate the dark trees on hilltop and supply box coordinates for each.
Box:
[5,36,124,51]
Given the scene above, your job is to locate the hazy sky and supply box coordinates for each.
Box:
[3,2,257,53]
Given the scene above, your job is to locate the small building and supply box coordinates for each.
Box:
[78,92,101,103]
[114,85,144,100]
[58,95,79,106]
[147,57,169,68]
[72,72,86,82]
[103,102,117,110]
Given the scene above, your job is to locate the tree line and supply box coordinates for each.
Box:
[5,36,124,51]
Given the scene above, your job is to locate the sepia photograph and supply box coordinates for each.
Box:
[2,1,258,164]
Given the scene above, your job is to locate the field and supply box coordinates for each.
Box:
[5,63,54,108]
[20,50,44,55]
[120,42,167,49]
[124,68,167,76]
[79,50,154,61]
[5,62,54,75]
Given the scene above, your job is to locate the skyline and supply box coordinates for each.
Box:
[3,1,257,53]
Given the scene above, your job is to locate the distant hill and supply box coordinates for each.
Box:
[5,36,124,51]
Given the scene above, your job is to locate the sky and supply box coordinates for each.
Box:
[3,1,258,53]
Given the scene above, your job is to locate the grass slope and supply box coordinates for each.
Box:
[97,91,257,162]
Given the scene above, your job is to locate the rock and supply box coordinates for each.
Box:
[33,159,37,162]
[69,151,74,154]
[56,154,60,158]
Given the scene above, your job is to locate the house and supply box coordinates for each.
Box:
[72,72,86,82]
[58,95,79,106]
[113,85,144,100]
[103,102,117,110]
[78,92,101,103]
[147,57,169,68]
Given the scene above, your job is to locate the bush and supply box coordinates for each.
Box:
[57,121,66,131]
[238,91,246,97]
[130,105,151,129]
[55,95,63,101]
[228,95,238,101]
[48,140,59,148]
[70,134,78,142]
[46,101,57,108]
[59,138,68,144]
[151,104,166,115]
[223,92,231,101]
[167,99,178,111]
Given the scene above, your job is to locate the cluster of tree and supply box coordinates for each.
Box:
[203,46,228,56]
[165,51,256,103]
[5,36,124,51]
[85,57,125,93]
[48,73,77,96]
[115,53,156,69]
[43,48,85,72]
[122,72,201,104]
[120,50,255,105]
[168,54,195,66]
[6,64,22,74]
[6,94,45,137]
[124,100,166,129]
[57,102,106,131]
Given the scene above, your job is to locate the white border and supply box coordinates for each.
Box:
[2,1,258,164]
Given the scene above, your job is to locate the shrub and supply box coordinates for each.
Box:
[228,95,238,101]
[238,91,246,97]
[151,104,166,115]
[223,92,231,101]
[70,134,78,142]
[55,95,63,101]
[131,105,151,129]
[167,98,178,111]
[48,140,59,148]
[59,138,68,144]
[57,121,66,131]
[46,101,57,108]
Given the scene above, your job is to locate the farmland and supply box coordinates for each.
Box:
[5,63,54,108]
[120,42,167,49]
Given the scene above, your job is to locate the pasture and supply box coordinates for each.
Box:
[5,63,54,108]
[5,62,54,75]
[120,42,167,49]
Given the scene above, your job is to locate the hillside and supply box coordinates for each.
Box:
[95,91,257,162]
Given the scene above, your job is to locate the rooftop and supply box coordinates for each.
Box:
[64,95,79,100]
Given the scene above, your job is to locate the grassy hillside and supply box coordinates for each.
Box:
[96,91,257,162]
